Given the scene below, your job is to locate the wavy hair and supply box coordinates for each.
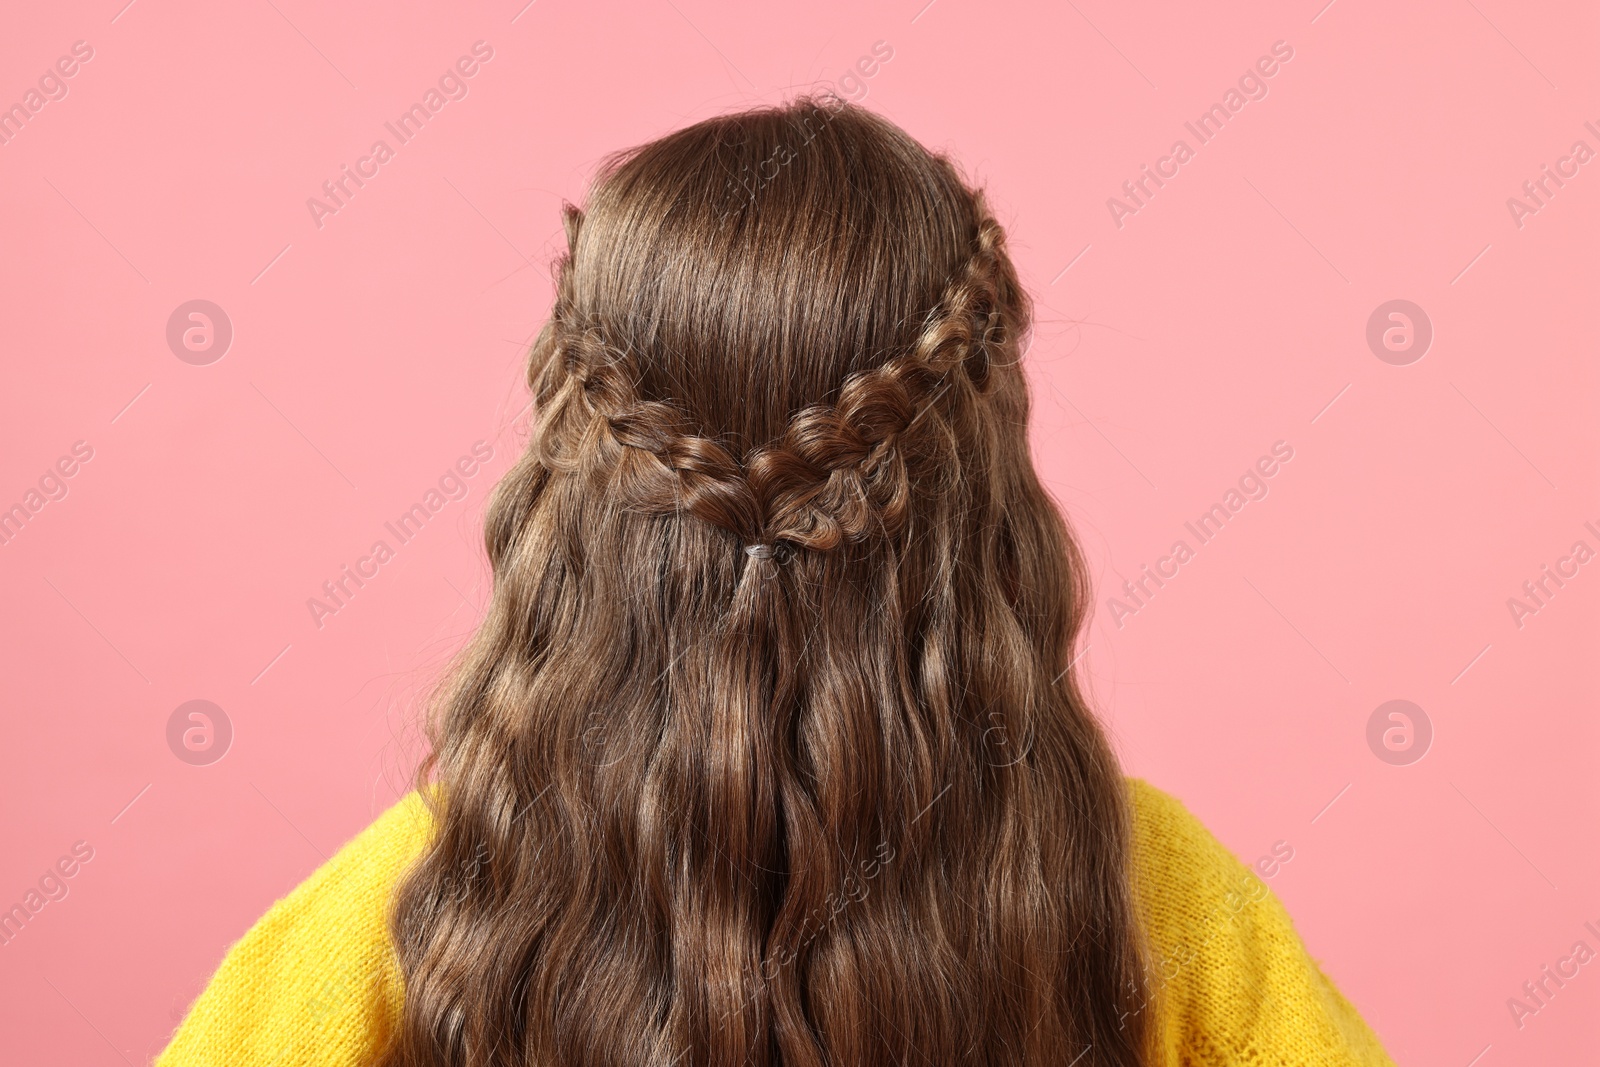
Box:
[382,95,1153,1067]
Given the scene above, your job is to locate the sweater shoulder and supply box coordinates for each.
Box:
[157,780,1396,1066]
[155,791,436,1067]
[1123,777,1396,1067]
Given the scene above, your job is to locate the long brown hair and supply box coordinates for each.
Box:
[383,95,1153,1067]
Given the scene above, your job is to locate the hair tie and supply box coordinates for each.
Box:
[744,543,775,560]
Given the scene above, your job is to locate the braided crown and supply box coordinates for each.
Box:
[531,203,1015,556]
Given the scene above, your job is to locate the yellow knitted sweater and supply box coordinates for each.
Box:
[155,780,1395,1066]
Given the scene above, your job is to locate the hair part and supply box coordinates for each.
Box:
[383,95,1154,1067]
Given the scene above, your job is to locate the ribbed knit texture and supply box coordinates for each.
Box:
[154,779,1396,1066]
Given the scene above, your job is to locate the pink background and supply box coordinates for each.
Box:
[2,1,1596,1063]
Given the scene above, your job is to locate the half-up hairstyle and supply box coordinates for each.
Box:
[383,95,1154,1067]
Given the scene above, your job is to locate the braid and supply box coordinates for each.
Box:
[533,201,1016,556]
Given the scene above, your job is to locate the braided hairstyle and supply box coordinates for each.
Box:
[384,96,1153,1067]
[536,201,1004,554]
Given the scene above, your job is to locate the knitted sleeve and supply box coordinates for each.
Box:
[154,791,433,1067]
[1125,778,1397,1066]
[154,780,1394,1066]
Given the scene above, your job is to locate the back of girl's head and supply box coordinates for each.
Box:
[561,96,1002,451]
[386,95,1153,1067]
